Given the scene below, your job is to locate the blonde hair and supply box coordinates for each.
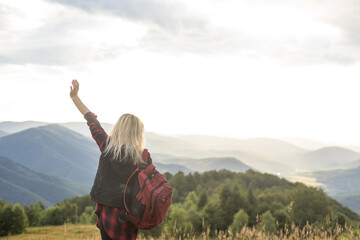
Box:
[103,113,144,165]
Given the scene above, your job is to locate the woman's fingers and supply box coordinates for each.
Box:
[71,80,79,90]
[70,80,79,98]
[72,79,79,89]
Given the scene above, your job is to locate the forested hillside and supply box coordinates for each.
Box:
[1,169,358,237]
[0,155,90,206]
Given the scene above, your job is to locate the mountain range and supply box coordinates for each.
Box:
[295,147,360,170]
[0,155,89,206]
[156,156,252,172]
[0,124,99,185]
[334,194,360,215]
[310,165,360,196]
[0,120,359,213]
[0,121,48,134]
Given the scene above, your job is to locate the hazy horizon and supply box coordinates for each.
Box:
[1,119,359,148]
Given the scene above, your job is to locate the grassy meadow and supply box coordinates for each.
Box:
[0,222,359,240]
[0,224,100,240]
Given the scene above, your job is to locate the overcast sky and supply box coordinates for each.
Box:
[1,0,360,144]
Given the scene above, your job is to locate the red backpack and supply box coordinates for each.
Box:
[121,149,172,229]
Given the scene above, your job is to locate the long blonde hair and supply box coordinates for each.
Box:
[103,113,144,165]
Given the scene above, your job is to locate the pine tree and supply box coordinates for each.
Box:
[0,202,13,236]
[231,209,249,233]
[10,204,28,234]
[197,191,208,210]
[247,188,257,226]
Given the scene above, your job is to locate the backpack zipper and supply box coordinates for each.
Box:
[151,186,170,218]
[148,180,167,212]
[162,192,172,201]
[141,171,159,193]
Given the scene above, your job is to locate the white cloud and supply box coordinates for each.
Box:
[0,0,147,65]
[46,0,208,31]
[1,0,360,66]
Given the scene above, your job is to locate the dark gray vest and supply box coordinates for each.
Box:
[90,150,138,208]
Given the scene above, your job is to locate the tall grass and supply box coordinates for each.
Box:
[137,221,359,240]
[0,221,358,240]
[138,206,360,240]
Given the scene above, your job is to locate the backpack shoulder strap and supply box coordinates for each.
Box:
[123,166,139,214]
[123,149,150,214]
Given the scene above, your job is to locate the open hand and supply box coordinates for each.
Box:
[70,79,79,98]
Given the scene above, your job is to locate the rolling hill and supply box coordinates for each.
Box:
[283,137,330,150]
[0,124,100,185]
[311,165,360,196]
[334,194,360,214]
[205,149,295,176]
[310,166,360,214]
[195,157,252,172]
[154,162,192,175]
[298,147,360,170]
[0,130,7,138]
[157,156,252,173]
[177,135,306,156]
[144,132,213,159]
[0,155,90,206]
[0,121,48,134]
[60,122,113,137]
[0,120,112,137]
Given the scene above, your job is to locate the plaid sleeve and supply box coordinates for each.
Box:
[84,112,108,152]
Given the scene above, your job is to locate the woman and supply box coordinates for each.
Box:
[70,79,143,240]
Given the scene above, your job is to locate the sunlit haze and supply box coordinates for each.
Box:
[1,0,360,145]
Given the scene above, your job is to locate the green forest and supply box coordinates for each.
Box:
[1,169,359,238]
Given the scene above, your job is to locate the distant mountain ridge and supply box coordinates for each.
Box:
[154,162,192,175]
[0,124,99,185]
[158,156,252,173]
[177,135,306,156]
[335,194,360,214]
[197,157,252,172]
[311,165,360,196]
[60,122,113,137]
[309,165,360,214]
[298,147,360,170]
[0,121,48,134]
[0,155,90,206]
[0,120,112,138]
[283,137,331,150]
[0,130,7,138]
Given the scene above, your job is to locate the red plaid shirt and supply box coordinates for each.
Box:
[85,112,138,240]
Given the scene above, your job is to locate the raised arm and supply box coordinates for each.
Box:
[70,79,108,151]
[70,79,90,116]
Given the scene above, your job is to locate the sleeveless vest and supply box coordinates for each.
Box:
[90,150,138,208]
